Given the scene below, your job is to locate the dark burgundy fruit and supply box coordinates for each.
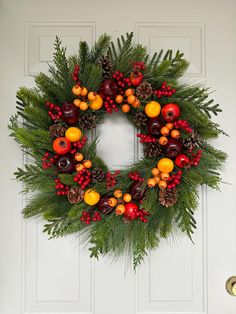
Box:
[98,196,114,214]
[99,80,118,98]
[147,118,163,135]
[165,138,182,158]
[56,154,75,173]
[61,103,79,125]
[130,181,147,201]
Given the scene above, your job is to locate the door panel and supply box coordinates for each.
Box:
[1,1,236,314]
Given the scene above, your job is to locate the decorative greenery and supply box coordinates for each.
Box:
[9,32,227,269]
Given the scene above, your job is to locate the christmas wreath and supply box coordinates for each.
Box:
[9,33,227,268]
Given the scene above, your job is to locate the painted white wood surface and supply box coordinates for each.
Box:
[0,1,236,313]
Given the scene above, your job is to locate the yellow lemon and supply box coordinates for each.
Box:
[84,189,100,206]
[144,101,161,118]
[65,127,82,142]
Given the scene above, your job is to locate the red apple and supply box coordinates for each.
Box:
[161,103,180,122]
[61,103,79,125]
[99,80,118,98]
[56,154,75,173]
[175,154,190,168]
[165,138,182,158]
[124,202,139,220]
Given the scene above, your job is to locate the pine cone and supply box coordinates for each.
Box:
[133,111,148,128]
[182,131,201,150]
[67,186,84,204]
[99,55,113,80]
[136,81,153,100]
[78,112,97,131]
[91,168,105,182]
[159,188,178,208]
[143,142,162,158]
[49,123,66,138]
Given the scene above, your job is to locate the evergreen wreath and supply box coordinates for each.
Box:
[9,33,227,269]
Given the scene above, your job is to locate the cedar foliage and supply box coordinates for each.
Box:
[9,33,227,269]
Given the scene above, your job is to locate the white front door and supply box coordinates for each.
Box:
[1,1,236,313]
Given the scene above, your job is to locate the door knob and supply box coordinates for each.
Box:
[226,276,236,296]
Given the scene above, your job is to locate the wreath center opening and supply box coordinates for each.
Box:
[97,112,136,170]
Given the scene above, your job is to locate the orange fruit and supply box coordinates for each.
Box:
[84,189,100,205]
[88,91,96,101]
[90,94,103,110]
[123,193,132,202]
[81,87,88,97]
[151,168,160,176]
[73,99,81,107]
[122,104,130,113]
[79,101,89,111]
[65,127,82,142]
[114,189,123,198]
[75,152,84,162]
[147,178,157,187]
[160,172,170,181]
[154,176,160,184]
[159,136,168,145]
[166,122,174,130]
[171,129,180,138]
[160,126,170,136]
[125,88,134,96]
[127,95,136,105]
[132,98,140,108]
[72,85,82,96]
[144,101,161,118]
[76,164,85,172]
[157,158,174,173]
[115,204,126,215]
[158,180,167,189]
[115,95,123,104]
[83,160,92,169]
[108,197,118,207]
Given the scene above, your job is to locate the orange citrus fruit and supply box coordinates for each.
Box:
[65,127,82,142]
[157,158,174,173]
[84,189,100,205]
[144,101,161,118]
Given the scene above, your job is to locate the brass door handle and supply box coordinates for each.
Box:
[226,276,236,296]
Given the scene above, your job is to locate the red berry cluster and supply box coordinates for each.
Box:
[70,136,88,154]
[46,102,62,121]
[128,171,144,182]
[132,61,146,71]
[74,168,91,189]
[167,171,182,189]
[72,65,80,83]
[137,133,156,143]
[80,211,102,225]
[54,178,70,195]
[174,120,192,133]
[112,71,132,94]
[42,152,58,169]
[106,170,120,189]
[154,81,176,98]
[190,150,202,167]
[104,96,119,113]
